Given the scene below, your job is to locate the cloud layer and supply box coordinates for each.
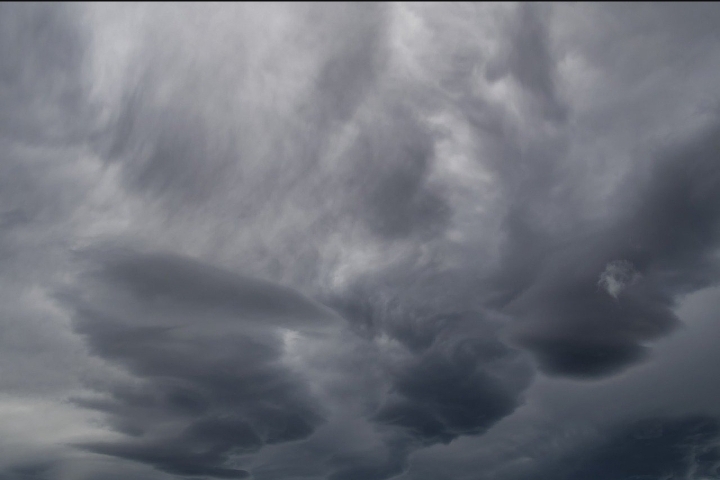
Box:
[1,3,720,479]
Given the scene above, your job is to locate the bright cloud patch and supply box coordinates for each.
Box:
[598,260,640,299]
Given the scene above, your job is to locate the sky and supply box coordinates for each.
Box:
[1,2,720,479]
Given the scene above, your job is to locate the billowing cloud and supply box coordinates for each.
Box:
[526,415,720,480]
[60,251,336,478]
[2,2,720,480]
[55,249,533,479]
[500,119,720,378]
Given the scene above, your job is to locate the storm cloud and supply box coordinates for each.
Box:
[522,415,720,480]
[2,2,720,480]
[60,251,334,478]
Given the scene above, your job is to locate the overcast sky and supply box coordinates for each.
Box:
[2,3,720,479]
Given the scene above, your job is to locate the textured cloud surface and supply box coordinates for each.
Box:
[2,3,720,479]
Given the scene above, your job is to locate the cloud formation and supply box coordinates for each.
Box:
[61,251,335,478]
[2,2,720,480]
[528,415,720,480]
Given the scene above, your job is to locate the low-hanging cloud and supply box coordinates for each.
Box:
[523,415,720,480]
[3,2,720,480]
[61,250,337,478]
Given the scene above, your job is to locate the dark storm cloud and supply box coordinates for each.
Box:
[79,441,252,479]
[66,249,531,480]
[327,448,407,480]
[497,119,720,378]
[624,123,720,289]
[374,355,517,444]
[63,251,332,479]
[456,3,720,378]
[0,461,54,480]
[2,3,720,480]
[328,262,533,473]
[373,312,530,444]
[528,415,720,480]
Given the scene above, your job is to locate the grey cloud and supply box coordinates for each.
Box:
[623,123,720,285]
[528,415,720,480]
[95,251,340,328]
[69,4,720,479]
[330,267,533,467]
[97,4,387,209]
[63,251,330,478]
[453,3,720,378]
[327,457,406,480]
[345,108,451,240]
[309,3,388,125]
[0,4,105,407]
[520,338,649,379]
[373,313,531,445]
[95,3,450,252]
[102,91,240,207]
[64,246,533,480]
[324,434,412,480]
[0,2,92,249]
[3,3,720,480]
[506,252,679,377]
[501,119,720,378]
[373,354,519,444]
[486,3,566,122]
[79,441,251,479]
[0,3,91,144]
[0,462,54,480]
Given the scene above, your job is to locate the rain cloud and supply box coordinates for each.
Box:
[2,3,720,480]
